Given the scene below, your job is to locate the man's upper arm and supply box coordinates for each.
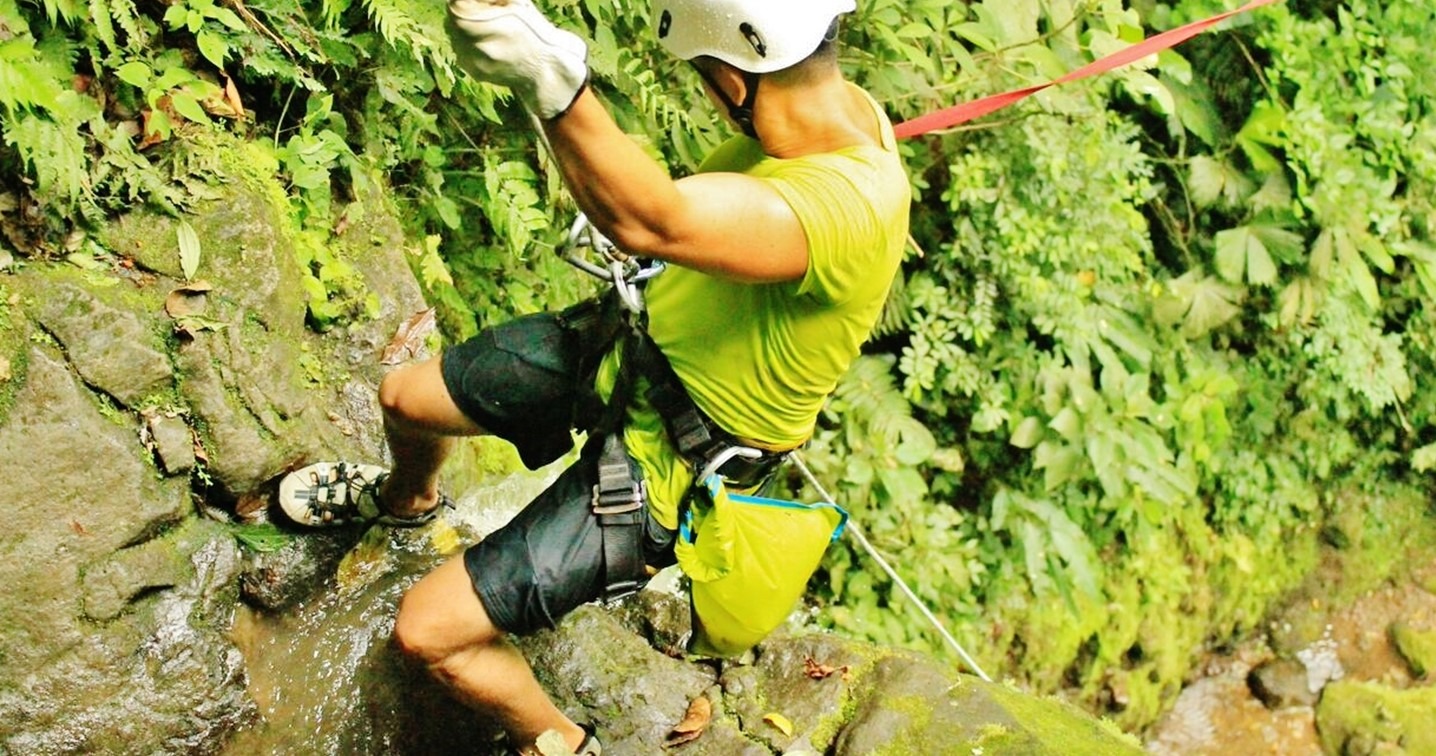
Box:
[632,172,811,284]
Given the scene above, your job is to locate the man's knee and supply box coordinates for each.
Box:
[393,590,450,664]
[393,557,502,664]
[378,364,419,425]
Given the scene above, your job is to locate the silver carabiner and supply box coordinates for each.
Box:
[698,445,764,483]
[560,213,665,314]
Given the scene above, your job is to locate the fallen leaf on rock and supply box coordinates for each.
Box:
[804,656,850,681]
[663,694,711,748]
[381,307,437,365]
[762,712,794,736]
[224,76,245,117]
[164,281,214,318]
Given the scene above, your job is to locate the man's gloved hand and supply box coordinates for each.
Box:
[446,0,589,121]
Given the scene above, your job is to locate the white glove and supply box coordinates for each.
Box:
[446,0,590,120]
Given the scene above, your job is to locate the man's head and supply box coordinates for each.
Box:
[651,0,854,135]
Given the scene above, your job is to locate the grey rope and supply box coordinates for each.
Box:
[791,451,992,682]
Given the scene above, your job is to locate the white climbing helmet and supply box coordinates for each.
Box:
[651,0,856,74]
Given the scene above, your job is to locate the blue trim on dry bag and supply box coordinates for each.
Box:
[679,473,849,545]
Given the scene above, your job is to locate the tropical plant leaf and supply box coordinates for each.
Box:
[176,219,201,279]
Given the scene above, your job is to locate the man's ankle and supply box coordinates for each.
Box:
[376,478,439,518]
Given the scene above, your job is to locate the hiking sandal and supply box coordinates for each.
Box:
[277,461,445,528]
[526,726,601,756]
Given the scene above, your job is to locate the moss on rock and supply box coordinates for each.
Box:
[1390,623,1436,679]
[1316,680,1436,755]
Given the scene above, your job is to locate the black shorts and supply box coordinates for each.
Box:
[463,436,676,634]
[440,307,674,634]
[440,311,587,471]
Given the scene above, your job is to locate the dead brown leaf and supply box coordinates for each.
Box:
[235,491,268,519]
[0,356,10,383]
[138,107,168,150]
[224,76,245,118]
[804,656,850,681]
[663,695,711,748]
[381,307,437,365]
[165,280,215,318]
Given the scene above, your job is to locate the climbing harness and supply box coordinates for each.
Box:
[560,214,793,606]
[556,215,990,676]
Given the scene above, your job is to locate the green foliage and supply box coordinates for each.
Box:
[795,0,1436,732]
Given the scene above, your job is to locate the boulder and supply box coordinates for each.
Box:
[1390,622,1436,679]
[1316,680,1436,755]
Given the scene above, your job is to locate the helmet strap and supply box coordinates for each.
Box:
[694,64,762,139]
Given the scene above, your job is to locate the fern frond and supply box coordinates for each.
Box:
[87,0,117,54]
[361,0,456,93]
[38,0,82,25]
[106,0,146,51]
[5,112,91,207]
[0,38,65,112]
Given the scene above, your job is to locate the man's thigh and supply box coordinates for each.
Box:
[440,312,586,469]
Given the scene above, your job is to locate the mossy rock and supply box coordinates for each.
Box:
[1390,623,1436,679]
[0,280,29,426]
[1315,680,1436,755]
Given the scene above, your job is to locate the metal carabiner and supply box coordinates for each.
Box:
[560,213,665,313]
[698,445,765,483]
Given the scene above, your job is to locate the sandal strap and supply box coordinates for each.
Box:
[294,464,384,523]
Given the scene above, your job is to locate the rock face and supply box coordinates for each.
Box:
[0,140,1140,755]
[0,140,426,752]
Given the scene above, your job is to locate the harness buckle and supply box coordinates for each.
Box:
[592,438,647,515]
[592,479,646,515]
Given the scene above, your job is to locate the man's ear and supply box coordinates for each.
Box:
[706,60,751,103]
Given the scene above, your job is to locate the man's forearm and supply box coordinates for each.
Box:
[543,89,688,257]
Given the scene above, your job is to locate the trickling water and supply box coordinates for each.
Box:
[223,471,559,755]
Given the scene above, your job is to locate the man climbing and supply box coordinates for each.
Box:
[276,0,909,752]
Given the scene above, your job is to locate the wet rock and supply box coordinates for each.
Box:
[150,412,197,474]
[0,346,191,677]
[0,518,254,753]
[836,652,1145,755]
[520,604,720,753]
[30,278,172,406]
[240,527,368,611]
[610,579,693,656]
[83,528,203,621]
[723,633,870,752]
[1389,622,1436,679]
[101,186,306,325]
[1316,680,1436,755]
[1247,658,1319,709]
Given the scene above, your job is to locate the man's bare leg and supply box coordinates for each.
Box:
[394,558,586,751]
[374,358,475,518]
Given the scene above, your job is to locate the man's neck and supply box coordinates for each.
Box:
[752,75,881,159]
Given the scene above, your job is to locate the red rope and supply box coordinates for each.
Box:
[893,0,1283,139]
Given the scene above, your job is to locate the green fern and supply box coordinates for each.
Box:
[87,0,118,54]
[6,112,91,207]
[361,0,456,90]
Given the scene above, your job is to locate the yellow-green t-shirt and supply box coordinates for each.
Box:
[603,91,911,530]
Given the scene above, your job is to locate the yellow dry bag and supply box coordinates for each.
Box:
[675,474,847,657]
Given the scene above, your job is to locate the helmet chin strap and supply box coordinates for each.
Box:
[693,65,761,139]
